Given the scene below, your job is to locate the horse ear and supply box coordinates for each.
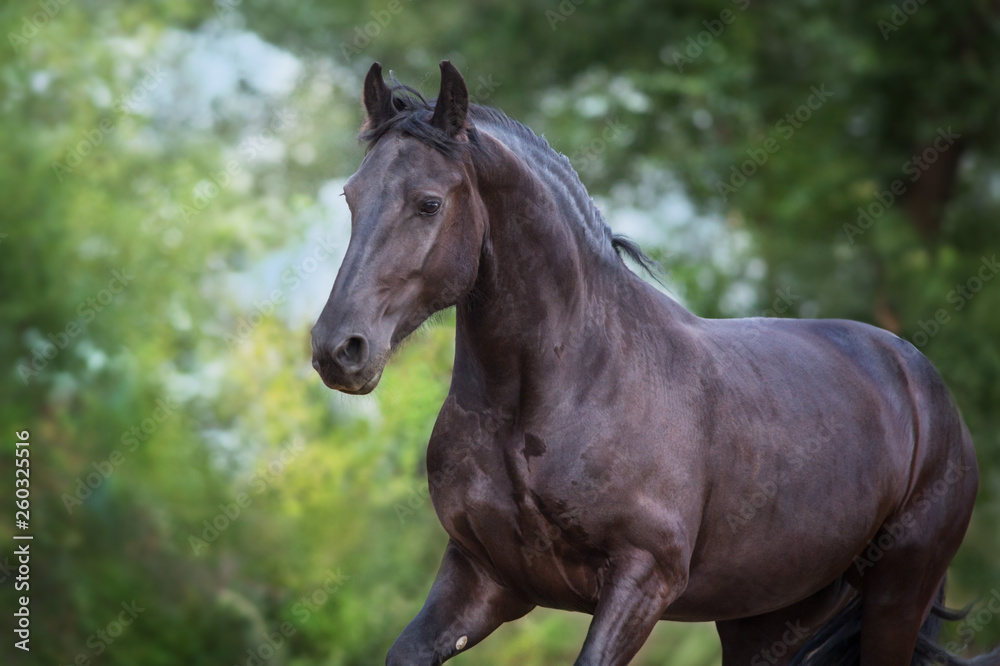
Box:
[363,62,396,128]
[430,60,469,137]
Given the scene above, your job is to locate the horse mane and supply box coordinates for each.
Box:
[357,78,662,281]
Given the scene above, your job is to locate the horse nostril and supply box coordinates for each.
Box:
[334,335,368,371]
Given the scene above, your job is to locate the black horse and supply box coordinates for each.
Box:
[311,61,996,665]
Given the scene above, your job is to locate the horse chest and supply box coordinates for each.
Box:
[427,402,604,608]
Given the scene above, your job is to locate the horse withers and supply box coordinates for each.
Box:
[311,61,995,665]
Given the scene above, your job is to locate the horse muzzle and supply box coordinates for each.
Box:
[311,328,385,394]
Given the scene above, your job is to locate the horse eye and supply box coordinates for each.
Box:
[418,199,441,216]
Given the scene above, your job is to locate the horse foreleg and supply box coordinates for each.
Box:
[386,540,533,666]
[574,552,684,666]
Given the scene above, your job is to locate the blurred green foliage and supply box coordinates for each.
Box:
[1,1,998,664]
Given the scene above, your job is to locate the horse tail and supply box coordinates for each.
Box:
[789,580,1000,665]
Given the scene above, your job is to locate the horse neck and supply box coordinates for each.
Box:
[452,134,635,408]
